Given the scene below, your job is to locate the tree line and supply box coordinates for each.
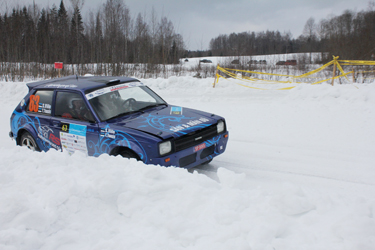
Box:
[0,0,185,65]
[209,4,375,61]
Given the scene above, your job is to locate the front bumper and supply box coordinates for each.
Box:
[149,132,229,169]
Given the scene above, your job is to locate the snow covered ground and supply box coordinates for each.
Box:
[1,76,375,250]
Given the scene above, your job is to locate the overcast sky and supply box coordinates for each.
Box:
[3,0,372,50]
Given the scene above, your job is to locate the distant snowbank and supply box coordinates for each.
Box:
[181,52,325,66]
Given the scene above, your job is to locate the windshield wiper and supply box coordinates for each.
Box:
[138,103,167,112]
[106,110,141,121]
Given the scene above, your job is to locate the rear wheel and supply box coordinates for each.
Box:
[20,132,40,151]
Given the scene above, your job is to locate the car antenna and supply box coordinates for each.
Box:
[76,74,78,81]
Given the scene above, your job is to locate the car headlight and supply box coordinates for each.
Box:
[159,141,172,156]
[217,120,225,134]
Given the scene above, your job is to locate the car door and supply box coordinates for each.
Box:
[51,90,99,156]
[25,89,58,151]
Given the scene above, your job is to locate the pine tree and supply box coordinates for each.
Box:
[49,4,58,62]
[0,13,3,61]
[95,11,103,62]
[1,13,9,61]
[57,0,69,63]
[69,6,84,63]
[37,9,49,63]
[21,6,36,62]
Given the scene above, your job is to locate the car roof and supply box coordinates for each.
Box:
[27,75,140,93]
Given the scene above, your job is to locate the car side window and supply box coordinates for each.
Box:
[55,91,95,122]
[27,90,53,115]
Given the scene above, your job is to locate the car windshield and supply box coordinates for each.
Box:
[88,85,166,121]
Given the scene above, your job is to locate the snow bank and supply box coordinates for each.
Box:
[286,83,375,105]
[2,147,374,250]
[1,78,375,250]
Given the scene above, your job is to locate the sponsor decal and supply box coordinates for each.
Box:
[170,107,182,115]
[110,85,128,92]
[59,123,88,155]
[86,82,144,100]
[60,131,87,155]
[45,83,78,88]
[37,133,61,150]
[100,127,116,139]
[38,125,52,138]
[92,89,107,96]
[37,126,61,150]
[128,82,141,87]
[38,103,51,114]
[194,143,206,152]
[49,133,61,146]
[137,113,212,136]
[61,123,70,132]
[169,117,210,133]
[69,124,87,137]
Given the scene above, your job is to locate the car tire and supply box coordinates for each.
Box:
[20,132,40,152]
[119,149,140,161]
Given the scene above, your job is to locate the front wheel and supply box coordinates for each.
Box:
[20,132,40,151]
[119,149,140,161]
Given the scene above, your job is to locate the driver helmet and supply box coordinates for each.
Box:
[69,97,85,109]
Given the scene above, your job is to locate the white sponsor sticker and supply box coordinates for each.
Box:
[86,82,144,100]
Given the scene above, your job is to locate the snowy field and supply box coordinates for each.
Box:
[0,76,375,250]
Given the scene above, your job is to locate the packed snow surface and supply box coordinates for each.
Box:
[1,77,375,250]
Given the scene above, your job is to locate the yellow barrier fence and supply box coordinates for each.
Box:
[213,55,375,89]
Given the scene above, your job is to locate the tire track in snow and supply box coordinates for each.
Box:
[211,158,375,187]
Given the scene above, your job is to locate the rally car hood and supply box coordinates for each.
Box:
[110,105,220,139]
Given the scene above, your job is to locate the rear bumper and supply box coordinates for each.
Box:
[149,132,229,169]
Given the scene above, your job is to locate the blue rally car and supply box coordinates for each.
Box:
[9,75,229,169]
